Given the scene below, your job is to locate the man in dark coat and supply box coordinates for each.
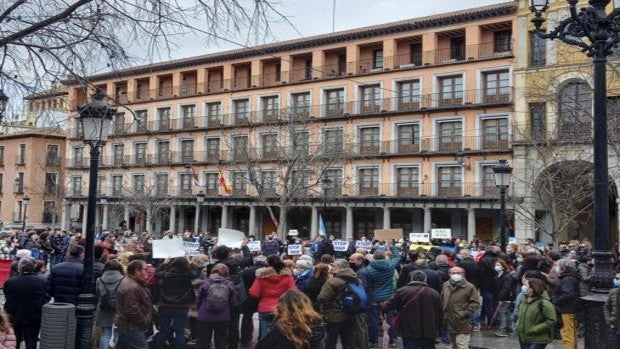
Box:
[478,246,500,327]
[410,259,443,293]
[47,244,84,304]
[386,270,442,349]
[397,251,419,288]
[457,249,482,289]
[261,232,281,257]
[552,258,583,349]
[4,257,50,349]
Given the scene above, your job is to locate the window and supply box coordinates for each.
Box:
[483,70,510,103]
[530,31,546,68]
[325,88,345,117]
[290,170,308,195]
[397,123,421,153]
[373,49,384,69]
[559,81,592,140]
[180,173,192,195]
[233,99,250,125]
[180,139,195,162]
[438,75,463,107]
[45,145,60,166]
[411,43,423,66]
[73,146,84,167]
[133,174,145,194]
[14,172,24,193]
[396,167,420,196]
[44,173,58,194]
[181,105,196,128]
[72,176,83,196]
[494,30,512,53]
[17,144,26,164]
[261,170,277,196]
[97,175,106,196]
[113,112,126,135]
[323,128,344,153]
[134,143,147,164]
[358,167,379,196]
[156,173,168,196]
[157,141,170,163]
[232,171,247,195]
[43,201,56,224]
[359,127,380,155]
[438,120,462,151]
[291,130,310,156]
[450,37,465,61]
[482,165,499,196]
[232,135,248,160]
[324,168,343,196]
[158,108,171,131]
[359,85,381,113]
[0,146,4,165]
[437,166,462,197]
[529,103,547,140]
[75,122,83,138]
[291,92,311,120]
[206,138,220,161]
[205,172,219,195]
[304,58,313,80]
[261,134,278,160]
[113,144,125,166]
[0,174,3,193]
[206,102,222,127]
[482,118,509,150]
[261,96,279,121]
[112,175,123,196]
[397,80,421,111]
[608,97,620,140]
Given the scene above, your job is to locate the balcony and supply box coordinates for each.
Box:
[232,187,247,196]
[15,154,25,165]
[67,157,89,169]
[71,188,83,196]
[181,117,197,129]
[46,155,61,167]
[155,186,169,196]
[178,83,198,97]
[386,42,512,69]
[111,187,124,197]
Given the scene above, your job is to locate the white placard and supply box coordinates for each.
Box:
[152,238,184,259]
[409,233,430,243]
[217,228,245,249]
[183,241,201,256]
[430,228,452,239]
[333,240,349,252]
[247,240,261,252]
[355,240,373,251]
[287,229,299,236]
[287,244,302,256]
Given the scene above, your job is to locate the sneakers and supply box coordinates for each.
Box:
[494,331,508,337]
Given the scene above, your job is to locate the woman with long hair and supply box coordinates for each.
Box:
[255,290,324,349]
[95,259,125,349]
[516,278,556,349]
[304,263,330,310]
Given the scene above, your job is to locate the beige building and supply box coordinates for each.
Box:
[63,1,518,240]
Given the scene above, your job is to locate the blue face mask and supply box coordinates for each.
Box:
[521,285,528,294]
[614,279,620,288]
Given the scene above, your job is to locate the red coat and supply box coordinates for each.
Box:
[249,267,296,313]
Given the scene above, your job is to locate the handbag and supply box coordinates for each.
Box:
[391,286,426,329]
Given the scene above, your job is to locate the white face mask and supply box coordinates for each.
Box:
[450,274,464,283]
[495,265,503,273]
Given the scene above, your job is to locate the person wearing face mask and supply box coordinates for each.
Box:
[494,260,517,337]
[441,267,480,349]
[261,232,280,257]
[604,272,620,344]
[294,259,313,291]
[516,278,556,349]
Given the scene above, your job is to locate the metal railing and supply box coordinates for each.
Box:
[45,155,61,167]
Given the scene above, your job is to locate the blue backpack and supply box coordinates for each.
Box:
[338,277,367,313]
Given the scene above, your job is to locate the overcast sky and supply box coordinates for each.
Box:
[140,0,511,64]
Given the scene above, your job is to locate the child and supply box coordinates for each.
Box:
[0,309,16,349]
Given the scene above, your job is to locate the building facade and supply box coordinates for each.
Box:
[63,1,518,240]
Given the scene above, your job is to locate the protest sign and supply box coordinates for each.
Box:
[430,228,451,239]
[355,240,373,251]
[152,238,184,259]
[183,241,200,256]
[287,229,299,236]
[247,240,261,252]
[217,228,245,249]
[287,244,302,256]
[333,240,349,252]
[409,243,432,251]
[373,228,403,242]
[409,233,430,243]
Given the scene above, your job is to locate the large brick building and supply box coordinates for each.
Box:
[62,1,518,240]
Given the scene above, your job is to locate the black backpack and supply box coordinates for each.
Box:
[99,278,122,311]
[205,280,231,313]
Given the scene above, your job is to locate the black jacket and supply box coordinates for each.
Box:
[47,258,84,304]
[397,263,416,289]
[4,272,50,325]
[409,267,443,294]
[155,265,199,307]
[496,272,516,302]
[255,324,324,349]
[304,275,328,310]
[320,239,335,257]
[458,257,482,289]
[479,252,499,291]
[387,281,442,339]
[552,270,583,314]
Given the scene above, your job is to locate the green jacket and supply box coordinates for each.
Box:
[604,287,620,327]
[516,294,556,344]
[440,280,480,334]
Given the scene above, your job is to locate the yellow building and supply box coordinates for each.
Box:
[513,0,620,243]
[62,1,518,240]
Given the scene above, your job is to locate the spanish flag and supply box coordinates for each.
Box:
[218,169,232,194]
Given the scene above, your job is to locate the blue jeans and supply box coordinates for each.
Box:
[496,301,513,333]
[117,327,149,349]
[403,337,435,349]
[481,289,497,326]
[258,312,275,339]
[154,307,189,349]
[368,303,396,344]
[99,326,112,349]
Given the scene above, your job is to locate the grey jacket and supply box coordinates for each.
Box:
[95,270,124,327]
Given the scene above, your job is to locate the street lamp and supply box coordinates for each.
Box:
[0,89,8,123]
[492,160,512,252]
[75,90,115,349]
[195,190,205,235]
[21,195,30,233]
[529,1,620,346]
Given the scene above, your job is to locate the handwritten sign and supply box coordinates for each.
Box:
[355,240,373,251]
[152,238,184,259]
[183,241,201,256]
[217,228,245,249]
[333,240,349,252]
[409,233,430,243]
[287,244,302,256]
[247,240,261,252]
[373,228,403,242]
[430,228,451,239]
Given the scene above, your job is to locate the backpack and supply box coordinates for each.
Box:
[100,278,122,311]
[337,277,367,313]
[205,280,231,313]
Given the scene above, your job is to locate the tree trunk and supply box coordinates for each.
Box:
[278,206,288,239]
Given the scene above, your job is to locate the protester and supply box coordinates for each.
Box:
[294,259,313,291]
[95,260,124,349]
[3,257,48,349]
[317,259,369,349]
[552,259,582,349]
[240,255,265,346]
[495,259,516,337]
[304,263,329,310]
[249,254,297,338]
[386,270,442,349]
[604,271,620,345]
[196,263,238,349]
[115,259,153,349]
[255,290,324,349]
[516,278,556,349]
[478,246,500,329]
[441,266,480,349]
[262,233,281,257]
[47,245,84,304]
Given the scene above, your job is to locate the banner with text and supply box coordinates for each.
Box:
[287,244,302,256]
[333,240,349,252]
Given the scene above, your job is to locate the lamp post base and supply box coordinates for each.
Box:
[75,293,97,349]
[581,292,616,348]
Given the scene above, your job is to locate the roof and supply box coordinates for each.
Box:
[0,127,66,140]
[70,1,517,84]
[23,85,68,100]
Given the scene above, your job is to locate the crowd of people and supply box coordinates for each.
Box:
[0,227,619,349]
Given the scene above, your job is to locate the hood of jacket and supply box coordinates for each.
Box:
[369,259,394,271]
[334,267,358,282]
[256,266,293,280]
[100,271,124,285]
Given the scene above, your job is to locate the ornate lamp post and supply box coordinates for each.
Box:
[492,160,512,252]
[0,89,8,123]
[529,1,620,346]
[75,90,115,349]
